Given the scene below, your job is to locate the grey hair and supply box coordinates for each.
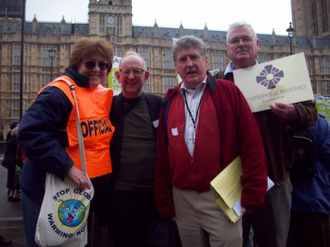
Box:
[119,50,147,70]
[172,35,207,65]
[226,21,258,43]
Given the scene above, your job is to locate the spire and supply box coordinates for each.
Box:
[61,15,66,34]
[32,14,37,34]
[271,28,276,45]
[180,21,183,37]
[204,23,208,30]
[153,20,158,37]
[204,23,208,40]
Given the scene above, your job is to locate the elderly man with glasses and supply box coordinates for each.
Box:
[214,21,317,247]
[107,51,162,247]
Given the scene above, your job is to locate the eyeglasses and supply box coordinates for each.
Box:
[119,68,145,77]
[84,61,109,70]
[228,36,255,45]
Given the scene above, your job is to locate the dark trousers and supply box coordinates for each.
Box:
[243,179,292,247]
[86,174,112,247]
[242,214,254,247]
[107,190,159,247]
[287,210,330,247]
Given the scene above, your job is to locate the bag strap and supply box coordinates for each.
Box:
[54,78,87,174]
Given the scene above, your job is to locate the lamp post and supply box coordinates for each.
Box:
[49,48,56,80]
[19,0,26,120]
[286,22,295,55]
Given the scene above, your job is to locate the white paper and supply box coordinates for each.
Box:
[234,53,314,112]
[233,177,275,216]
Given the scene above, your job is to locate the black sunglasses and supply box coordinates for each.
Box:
[84,61,109,70]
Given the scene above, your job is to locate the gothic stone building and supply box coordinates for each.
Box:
[0,0,330,133]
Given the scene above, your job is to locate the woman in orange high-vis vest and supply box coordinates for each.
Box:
[17,37,114,247]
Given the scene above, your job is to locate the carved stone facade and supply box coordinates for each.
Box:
[0,0,330,133]
[291,0,330,38]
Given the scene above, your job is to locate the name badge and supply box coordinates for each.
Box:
[153,120,159,128]
[171,127,179,136]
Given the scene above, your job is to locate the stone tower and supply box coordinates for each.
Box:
[88,0,132,38]
[291,0,330,38]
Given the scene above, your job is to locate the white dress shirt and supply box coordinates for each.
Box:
[180,76,207,156]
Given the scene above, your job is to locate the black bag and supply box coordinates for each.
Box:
[1,152,17,170]
[290,128,316,182]
[147,217,182,247]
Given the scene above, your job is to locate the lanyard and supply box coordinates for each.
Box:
[183,90,203,143]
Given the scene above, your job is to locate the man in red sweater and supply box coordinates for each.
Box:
[154,35,268,247]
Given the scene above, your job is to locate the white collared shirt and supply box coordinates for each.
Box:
[180,76,207,156]
[224,60,259,76]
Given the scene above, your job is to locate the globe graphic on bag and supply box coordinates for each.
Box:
[58,199,86,227]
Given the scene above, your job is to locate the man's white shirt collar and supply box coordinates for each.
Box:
[224,60,259,76]
[180,75,207,93]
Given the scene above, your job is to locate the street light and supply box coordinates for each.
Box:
[286,22,295,55]
[19,0,26,120]
[49,48,56,80]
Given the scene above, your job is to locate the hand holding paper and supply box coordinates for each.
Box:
[210,156,243,223]
[269,102,299,122]
[232,177,275,217]
[210,157,274,223]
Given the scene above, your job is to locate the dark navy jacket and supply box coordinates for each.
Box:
[18,68,90,205]
[291,115,330,214]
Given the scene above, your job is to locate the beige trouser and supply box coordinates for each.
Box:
[173,186,242,247]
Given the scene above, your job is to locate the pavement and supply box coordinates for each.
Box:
[0,154,112,247]
[0,154,26,247]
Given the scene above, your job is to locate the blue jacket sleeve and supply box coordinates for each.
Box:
[312,116,330,172]
[18,86,74,180]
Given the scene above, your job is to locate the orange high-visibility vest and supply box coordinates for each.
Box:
[39,75,114,178]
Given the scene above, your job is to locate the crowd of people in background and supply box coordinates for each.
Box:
[1,20,329,247]
[5,122,22,203]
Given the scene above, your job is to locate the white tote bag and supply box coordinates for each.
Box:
[35,78,94,247]
[35,174,94,247]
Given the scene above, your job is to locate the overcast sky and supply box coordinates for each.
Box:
[25,0,293,36]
